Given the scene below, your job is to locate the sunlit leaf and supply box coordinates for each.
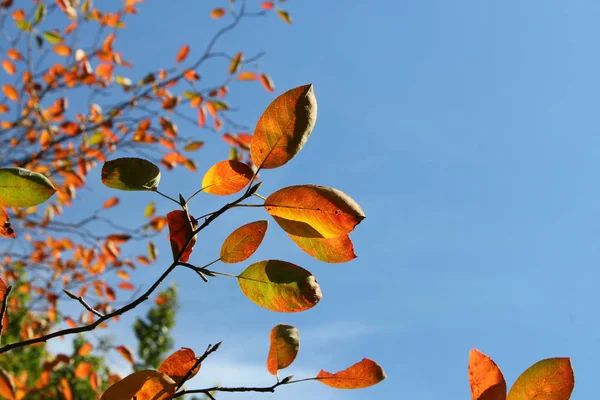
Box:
[250,84,317,169]
[167,210,197,262]
[53,44,71,56]
[78,342,93,356]
[0,167,56,207]
[267,324,299,375]
[101,158,161,191]
[469,349,506,400]
[260,73,275,93]
[144,202,156,218]
[1,60,16,75]
[265,185,365,239]
[202,160,253,196]
[507,358,574,400]
[100,370,176,400]
[75,362,93,379]
[229,52,243,75]
[0,208,15,238]
[277,9,292,24]
[0,368,15,400]
[221,220,268,263]
[210,8,226,19]
[158,348,200,386]
[317,358,386,389]
[238,260,322,312]
[237,71,258,81]
[1,85,18,101]
[115,345,135,365]
[103,197,119,209]
[176,44,190,63]
[261,1,275,9]
[286,231,356,263]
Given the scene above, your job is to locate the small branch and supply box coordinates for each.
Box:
[173,377,318,398]
[0,286,12,343]
[175,341,222,391]
[63,290,104,318]
[252,193,267,201]
[152,188,183,206]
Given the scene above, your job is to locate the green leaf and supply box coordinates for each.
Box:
[33,2,46,25]
[101,158,161,191]
[43,31,63,44]
[0,168,56,208]
[507,358,574,400]
[15,20,32,32]
[237,260,322,312]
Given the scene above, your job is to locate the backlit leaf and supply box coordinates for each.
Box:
[267,324,300,375]
[286,231,356,263]
[144,202,156,218]
[0,368,15,400]
[101,158,161,191]
[250,84,317,169]
[317,358,386,389]
[265,185,365,238]
[78,343,93,356]
[115,345,135,365]
[53,44,71,56]
[229,52,243,75]
[118,282,134,291]
[176,44,190,63]
[210,8,226,19]
[469,349,506,400]
[2,85,18,101]
[158,348,200,385]
[260,73,275,93]
[202,160,253,196]
[0,167,56,207]
[0,208,15,238]
[100,370,176,400]
[507,358,574,400]
[238,260,322,312]
[220,220,268,263]
[75,362,93,379]
[167,210,197,262]
[261,2,275,9]
[237,71,258,81]
[103,197,119,209]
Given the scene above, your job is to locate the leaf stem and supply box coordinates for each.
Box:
[152,188,182,207]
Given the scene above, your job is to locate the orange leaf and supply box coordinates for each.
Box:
[229,52,243,75]
[176,45,190,63]
[267,324,299,375]
[237,71,258,81]
[60,378,72,400]
[220,220,268,263]
[65,317,77,329]
[184,141,204,152]
[158,348,200,385]
[100,370,176,400]
[103,197,119,209]
[507,358,574,400]
[201,160,253,196]
[1,60,16,75]
[265,185,365,239]
[54,44,72,57]
[117,270,130,281]
[0,368,15,400]
[468,349,506,400]
[259,73,275,93]
[250,84,316,169]
[210,8,226,19]
[118,282,134,291]
[75,362,93,379]
[197,106,206,127]
[261,1,275,9]
[317,358,386,389]
[286,233,356,263]
[78,342,93,356]
[115,345,135,365]
[0,208,15,238]
[6,49,22,61]
[1,85,18,101]
[167,210,197,262]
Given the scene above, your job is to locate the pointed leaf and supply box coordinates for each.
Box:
[158,348,200,386]
[278,9,292,24]
[238,260,322,312]
[0,167,56,207]
[202,160,253,196]
[507,358,574,400]
[469,349,506,400]
[33,2,46,25]
[260,73,275,93]
[43,30,63,44]
[101,158,161,191]
[0,368,15,400]
[317,358,386,389]
[286,231,356,263]
[176,44,190,63]
[100,370,176,400]
[229,52,243,75]
[167,210,197,262]
[220,220,268,263]
[266,185,365,238]
[115,345,135,365]
[267,324,300,375]
[251,84,317,169]
[0,208,15,238]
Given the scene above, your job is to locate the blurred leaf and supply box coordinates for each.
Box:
[101,158,161,191]
[103,197,120,209]
[42,30,62,44]
[220,220,268,263]
[1,60,16,75]
[267,324,299,375]
[229,52,243,75]
[176,44,190,63]
[210,8,226,19]
[277,9,292,24]
[317,358,386,389]
[33,2,46,25]
[184,141,204,152]
[100,370,176,400]
[2,85,18,101]
[0,167,56,207]
[260,73,275,93]
[237,71,258,81]
[0,368,15,400]
[116,345,135,365]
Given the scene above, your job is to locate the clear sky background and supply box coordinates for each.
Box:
[43,0,600,398]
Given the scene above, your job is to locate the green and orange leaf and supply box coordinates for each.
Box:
[220,220,268,263]
[287,232,356,263]
[507,358,574,400]
[267,324,300,375]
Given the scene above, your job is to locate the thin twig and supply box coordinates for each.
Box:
[173,377,318,398]
[175,341,222,391]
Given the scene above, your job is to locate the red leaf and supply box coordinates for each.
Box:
[167,210,197,262]
[261,2,275,10]
[267,324,299,375]
[317,359,386,389]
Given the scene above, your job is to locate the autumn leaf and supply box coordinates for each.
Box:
[267,324,300,375]
[118,282,134,291]
[229,52,243,75]
[78,342,93,356]
[101,158,161,191]
[167,210,197,262]
[202,160,253,196]
[260,73,275,93]
[60,378,72,400]
[144,202,156,218]
[0,167,56,207]
[0,208,15,238]
[238,260,322,312]
[277,10,292,24]
[158,348,200,385]
[74,362,93,379]
[0,368,15,400]
[220,220,268,263]
[210,8,226,19]
[265,185,365,239]
[317,358,386,389]
[115,345,135,365]
[286,232,356,263]
[1,60,16,75]
[261,1,275,9]
[1,85,18,101]
[197,106,206,127]
[250,84,317,169]
[507,358,574,400]
[53,44,71,56]
[176,44,190,63]
[184,141,204,152]
[468,349,506,400]
[103,197,119,209]
[100,370,176,400]
[237,71,258,81]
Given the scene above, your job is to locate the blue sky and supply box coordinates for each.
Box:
[39,0,600,398]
